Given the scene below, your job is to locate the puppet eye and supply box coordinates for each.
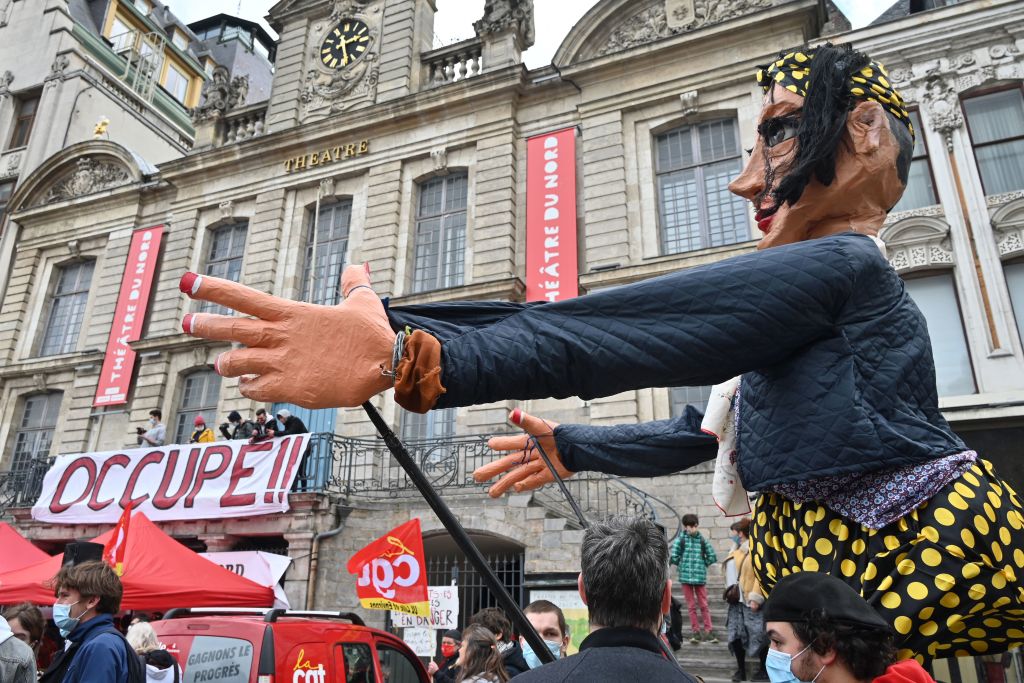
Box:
[762,119,799,148]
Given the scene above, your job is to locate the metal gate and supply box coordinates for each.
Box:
[425,551,526,631]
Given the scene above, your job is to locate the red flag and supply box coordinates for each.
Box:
[103,503,132,576]
[346,518,428,617]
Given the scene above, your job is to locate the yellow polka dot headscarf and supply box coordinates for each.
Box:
[756,48,914,141]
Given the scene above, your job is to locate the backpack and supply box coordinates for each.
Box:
[103,628,148,683]
[145,649,181,683]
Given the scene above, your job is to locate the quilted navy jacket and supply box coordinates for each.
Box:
[388,233,966,490]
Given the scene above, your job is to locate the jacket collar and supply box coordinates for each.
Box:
[68,613,115,643]
[579,626,665,656]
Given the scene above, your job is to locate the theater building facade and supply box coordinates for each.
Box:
[1,0,1023,674]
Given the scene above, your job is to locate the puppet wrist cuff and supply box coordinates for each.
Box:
[394,330,446,413]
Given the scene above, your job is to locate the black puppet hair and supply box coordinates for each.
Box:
[771,43,872,208]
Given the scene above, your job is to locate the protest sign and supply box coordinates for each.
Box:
[391,585,458,629]
[402,628,436,658]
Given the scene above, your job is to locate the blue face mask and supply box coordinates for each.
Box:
[53,601,83,638]
[731,534,742,546]
[522,639,562,669]
[766,644,825,683]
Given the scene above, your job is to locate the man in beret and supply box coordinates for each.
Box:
[762,573,934,683]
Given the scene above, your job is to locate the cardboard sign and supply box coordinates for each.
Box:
[346,518,429,617]
[403,628,437,658]
[31,435,309,524]
[391,585,459,629]
[526,128,578,302]
[94,226,164,407]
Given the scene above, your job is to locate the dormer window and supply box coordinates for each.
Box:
[172,30,189,50]
[133,0,150,15]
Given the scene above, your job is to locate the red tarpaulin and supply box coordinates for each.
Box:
[0,513,274,609]
[0,522,50,573]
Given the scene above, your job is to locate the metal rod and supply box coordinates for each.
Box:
[361,401,555,664]
[529,433,589,529]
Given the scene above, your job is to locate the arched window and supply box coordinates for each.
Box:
[413,172,467,292]
[655,118,749,254]
[11,392,62,472]
[200,221,248,314]
[173,370,221,444]
[39,260,94,356]
[302,199,352,305]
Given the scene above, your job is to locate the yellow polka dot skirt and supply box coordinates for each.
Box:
[751,460,1024,663]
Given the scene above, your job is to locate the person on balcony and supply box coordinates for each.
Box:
[189,416,215,444]
[136,409,165,447]
[219,410,255,440]
[249,408,277,443]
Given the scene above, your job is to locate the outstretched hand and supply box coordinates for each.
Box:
[179,264,396,409]
[473,409,574,498]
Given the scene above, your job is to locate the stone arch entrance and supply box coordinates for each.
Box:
[422,531,525,631]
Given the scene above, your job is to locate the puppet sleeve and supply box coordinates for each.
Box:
[389,234,873,412]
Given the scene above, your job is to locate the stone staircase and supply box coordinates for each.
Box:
[672,574,751,682]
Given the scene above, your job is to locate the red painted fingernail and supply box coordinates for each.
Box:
[182,314,193,335]
[214,354,223,375]
[364,262,371,277]
[510,408,522,425]
[178,272,199,296]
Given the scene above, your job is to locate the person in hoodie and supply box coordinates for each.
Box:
[127,622,181,683]
[761,572,935,683]
[0,612,36,683]
[469,608,528,678]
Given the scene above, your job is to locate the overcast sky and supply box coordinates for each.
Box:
[170,0,895,69]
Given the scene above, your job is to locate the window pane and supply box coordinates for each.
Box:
[903,274,976,396]
[40,261,94,356]
[669,385,713,416]
[302,201,351,305]
[704,159,748,247]
[964,90,1024,145]
[174,371,221,443]
[202,224,247,314]
[907,111,926,158]
[974,139,1024,196]
[401,407,456,441]
[698,120,738,162]
[656,128,694,173]
[413,174,467,292]
[1005,261,1024,348]
[891,158,938,212]
[12,392,62,470]
[659,168,700,254]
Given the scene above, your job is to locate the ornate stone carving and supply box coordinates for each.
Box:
[302,4,383,121]
[474,0,535,49]
[988,191,1024,208]
[679,90,698,117]
[330,0,374,21]
[881,217,955,274]
[193,347,209,368]
[33,374,47,391]
[884,204,944,225]
[997,228,1024,257]
[192,66,250,123]
[921,73,961,151]
[1,151,21,177]
[48,54,70,80]
[991,198,1024,258]
[0,0,11,27]
[41,157,132,205]
[600,0,773,56]
[430,147,448,173]
[218,200,234,220]
[0,70,12,98]
[319,177,336,197]
[67,239,81,258]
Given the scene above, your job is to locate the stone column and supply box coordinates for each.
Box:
[284,531,314,610]
[474,0,534,72]
[198,534,239,553]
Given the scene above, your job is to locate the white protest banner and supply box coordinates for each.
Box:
[202,551,293,608]
[32,435,310,524]
[403,627,437,658]
[391,585,459,629]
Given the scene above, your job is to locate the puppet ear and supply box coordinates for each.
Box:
[847,99,887,155]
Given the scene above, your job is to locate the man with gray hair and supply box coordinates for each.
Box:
[513,516,698,681]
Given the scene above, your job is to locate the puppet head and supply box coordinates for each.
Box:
[729,43,915,249]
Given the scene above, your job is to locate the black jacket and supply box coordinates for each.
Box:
[501,641,529,678]
[388,234,964,490]
[433,657,459,683]
[510,627,697,682]
[280,416,309,436]
[220,419,254,440]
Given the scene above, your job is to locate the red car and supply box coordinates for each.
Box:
[152,608,429,683]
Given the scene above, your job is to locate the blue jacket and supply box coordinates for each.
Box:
[62,614,130,683]
[388,233,965,489]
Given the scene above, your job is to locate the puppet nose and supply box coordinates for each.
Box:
[729,147,765,201]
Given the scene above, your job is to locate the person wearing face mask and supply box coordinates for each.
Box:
[762,573,935,683]
[189,416,215,444]
[219,410,255,440]
[428,629,461,683]
[136,409,165,447]
[0,610,36,683]
[519,600,570,669]
[41,551,144,683]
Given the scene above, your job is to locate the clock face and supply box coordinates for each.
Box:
[320,19,371,69]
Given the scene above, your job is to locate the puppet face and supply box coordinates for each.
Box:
[729,85,905,249]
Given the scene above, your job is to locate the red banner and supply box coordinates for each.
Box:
[346,519,429,617]
[526,127,578,302]
[93,225,164,407]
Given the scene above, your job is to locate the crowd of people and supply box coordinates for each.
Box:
[134,407,308,447]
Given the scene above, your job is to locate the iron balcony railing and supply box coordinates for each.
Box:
[1,434,682,532]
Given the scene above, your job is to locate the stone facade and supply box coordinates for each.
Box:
[1,0,1023,654]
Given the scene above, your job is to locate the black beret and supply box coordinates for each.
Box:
[763,572,890,630]
[443,629,462,641]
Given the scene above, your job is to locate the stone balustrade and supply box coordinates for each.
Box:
[422,38,483,87]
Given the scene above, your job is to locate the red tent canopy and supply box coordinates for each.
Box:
[0,523,50,574]
[0,513,274,610]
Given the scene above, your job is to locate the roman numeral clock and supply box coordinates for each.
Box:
[301,8,381,121]
[320,19,370,69]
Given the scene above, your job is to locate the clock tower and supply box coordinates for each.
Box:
[265,0,436,130]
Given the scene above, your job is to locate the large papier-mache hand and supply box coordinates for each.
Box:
[179,264,396,408]
[474,409,575,497]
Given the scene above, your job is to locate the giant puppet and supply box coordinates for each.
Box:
[179,44,1024,661]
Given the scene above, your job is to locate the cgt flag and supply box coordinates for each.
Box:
[346,518,429,617]
[103,503,132,576]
